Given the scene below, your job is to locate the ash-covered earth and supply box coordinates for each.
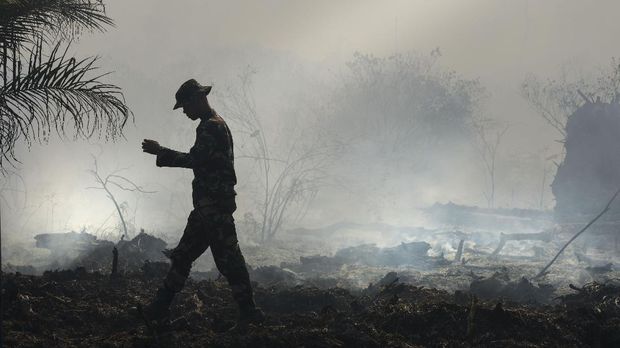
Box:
[2,267,620,347]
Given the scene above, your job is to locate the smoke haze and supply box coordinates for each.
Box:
[3,0,620,264]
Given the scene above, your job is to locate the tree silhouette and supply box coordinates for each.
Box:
[521,58,620,139]
[87,155,154,239]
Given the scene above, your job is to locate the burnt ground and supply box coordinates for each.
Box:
[2,269,620,348]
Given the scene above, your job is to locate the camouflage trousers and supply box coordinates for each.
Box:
[163,203,255,309]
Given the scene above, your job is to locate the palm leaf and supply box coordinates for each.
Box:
[0,41,131,165]
[0,0,112,46]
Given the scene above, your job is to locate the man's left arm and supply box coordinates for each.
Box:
[155,147,195,168]
[143,125,218,168]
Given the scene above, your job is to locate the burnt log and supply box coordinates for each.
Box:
[491,231,553,257]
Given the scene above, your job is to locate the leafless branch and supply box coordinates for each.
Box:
[534,188,620,279]
[87,154,153,238]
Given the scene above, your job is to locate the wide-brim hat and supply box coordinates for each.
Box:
[173,79,212,110]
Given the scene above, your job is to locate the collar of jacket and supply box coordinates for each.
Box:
[199,107,216,120]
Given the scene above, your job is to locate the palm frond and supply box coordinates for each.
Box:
[0,0,112,46]
[0,41,131,165]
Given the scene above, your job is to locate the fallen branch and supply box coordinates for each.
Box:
[534,189,620,280]
[45,292,71,304]
[569,284,583,292]
[491,231,553,257]
[577,89,592,104]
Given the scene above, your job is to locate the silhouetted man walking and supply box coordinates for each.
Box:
[140,79,263,328]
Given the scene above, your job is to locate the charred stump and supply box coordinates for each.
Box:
[111,247,119,278]
[552,101,620,223]
[454,239,464,263]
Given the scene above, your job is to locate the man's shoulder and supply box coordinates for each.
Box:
[200,113,228,127]
[198,116,226,130]
[196,115,230,141]
[207,115,227,126]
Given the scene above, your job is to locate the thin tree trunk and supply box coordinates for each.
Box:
[534,189,620,279]
[103,186,128,239]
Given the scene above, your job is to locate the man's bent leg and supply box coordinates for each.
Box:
[165,210,211,290]
[147,210,210,321]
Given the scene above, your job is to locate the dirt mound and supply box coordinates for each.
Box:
[469,268,555,303]
[69,232,168,273]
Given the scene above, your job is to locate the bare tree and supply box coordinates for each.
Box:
[471,117,509,208]
[218,67,342,242]
[536,147,562,210]
[521,58,620,139]
[326,51,485,216]
[87,155,153,239]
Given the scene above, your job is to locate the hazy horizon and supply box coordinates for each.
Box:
[3,0,620,252]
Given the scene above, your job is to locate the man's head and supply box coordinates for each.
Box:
[173,79,212,120]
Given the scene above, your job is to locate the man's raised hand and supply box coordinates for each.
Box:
[142,139,162,155]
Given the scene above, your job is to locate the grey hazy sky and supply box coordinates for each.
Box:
[80,0,620,148]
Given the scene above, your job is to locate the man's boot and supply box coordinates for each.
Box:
[240,305,265,324]
[140,286,175,324]
[236,300,265,330]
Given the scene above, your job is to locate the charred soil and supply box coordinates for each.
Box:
[3,269,620,347]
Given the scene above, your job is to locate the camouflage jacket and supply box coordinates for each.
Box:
[156,113,237,207]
